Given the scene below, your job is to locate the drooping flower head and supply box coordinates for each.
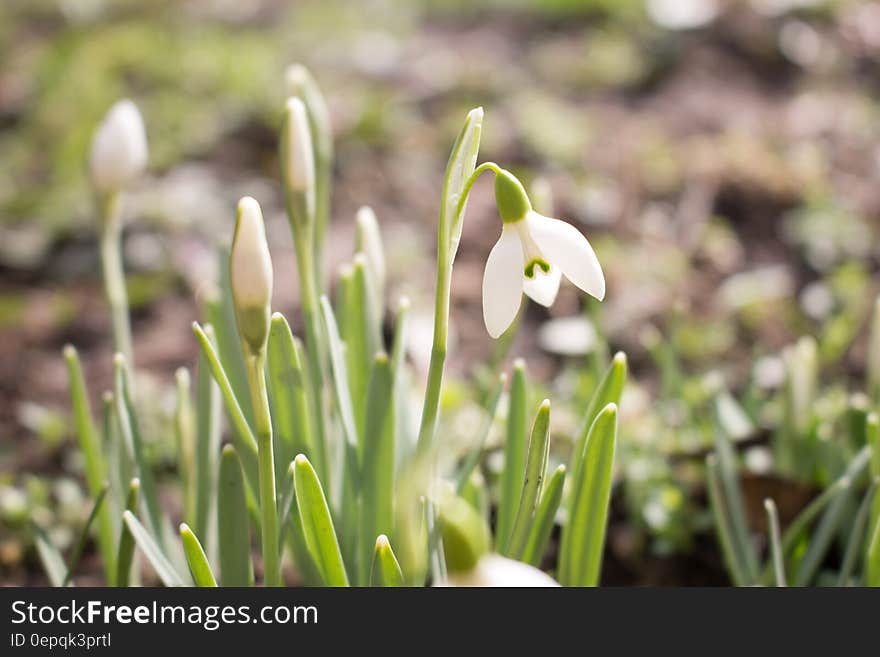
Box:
[89,99,148,196]
[482,169,605,338]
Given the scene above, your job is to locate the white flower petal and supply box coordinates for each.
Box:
[482,226,524,338]
[443,555,560,587]
[527,212,605,300]
[523,265,561,307]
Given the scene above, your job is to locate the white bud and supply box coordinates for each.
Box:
[355,205,386,295]
[89,99,148,195]
[284,64,310,99]
[230,197,273,352]
[282,97,315,193]
[231,197,272,309]
[285,64,333,161]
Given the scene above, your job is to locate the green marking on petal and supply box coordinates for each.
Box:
[524,258,550,279]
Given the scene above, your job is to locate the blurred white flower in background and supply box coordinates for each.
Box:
[443,554,560,587]
[646,0,719,30]
[89,99,148,195]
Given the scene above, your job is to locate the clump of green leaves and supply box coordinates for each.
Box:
[705,298,880,586]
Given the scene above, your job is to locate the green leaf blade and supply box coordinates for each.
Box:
[63,345,115,583]
[180,523,218,587]
[562,352,626,575]
[370,535,405,587]
[359,352,395,584]
[293,454,349,587]
[506,399,551,560]
[497,360,528,554]
[522,464,566,568]
[559,403,618,587]
[122,511,187,587]
[116,478,141,588]
[217,445,253,587]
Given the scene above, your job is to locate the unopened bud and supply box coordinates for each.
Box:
[437,492,490,574]
[285,64,333,164]
[281,97,315,195]
[230,196,273,354]
[89,99,148,195]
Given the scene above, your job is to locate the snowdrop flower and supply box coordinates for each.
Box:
[89,99,148,195]
[482,169,605,338]
[230,196,273,355]
[443,554,560,587]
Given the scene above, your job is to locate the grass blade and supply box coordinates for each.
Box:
[426,497,448,584]
[113,354,164,549]
[293,454,349,586]
[522,464,566,567]
[391,297,414,467]
[174,368,195,527]
[706,455,749,586]
[838,478,878,586]
[562,353,626,572]
[33,523,67,587]
[795,447,871,586]
[63,345,115,583]
[194,323,221,552]
[180,523,217,587]
[764,499,786,587]
[713,417,760,583]
[206,255,255,425]
[559,403,618,587]
[278,460,296,532]
[318,296,359,450]
[359,352,395,584]
[103,392,128,539]
[497,360,527,554]
[268,313,317,485]
[217,445,253,587]
[318,295,360,573]
[869,413,880,549]
[116,479,141,587]
[339,257,379,438]
[867,510,880,586]
[506,400,551,560]
[63,485,108,585]
[193,321,259,499]
[278,461,322,586]
[122,511,187,587]
[370,534,405,587]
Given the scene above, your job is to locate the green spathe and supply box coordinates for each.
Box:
[494,168,532,224]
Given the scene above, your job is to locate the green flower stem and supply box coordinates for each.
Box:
[416,161,501,455]
[97,192,133,366]
[244,352,280,587]
[314,155,332,288]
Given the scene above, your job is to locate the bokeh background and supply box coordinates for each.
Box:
[3,0,880,584]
